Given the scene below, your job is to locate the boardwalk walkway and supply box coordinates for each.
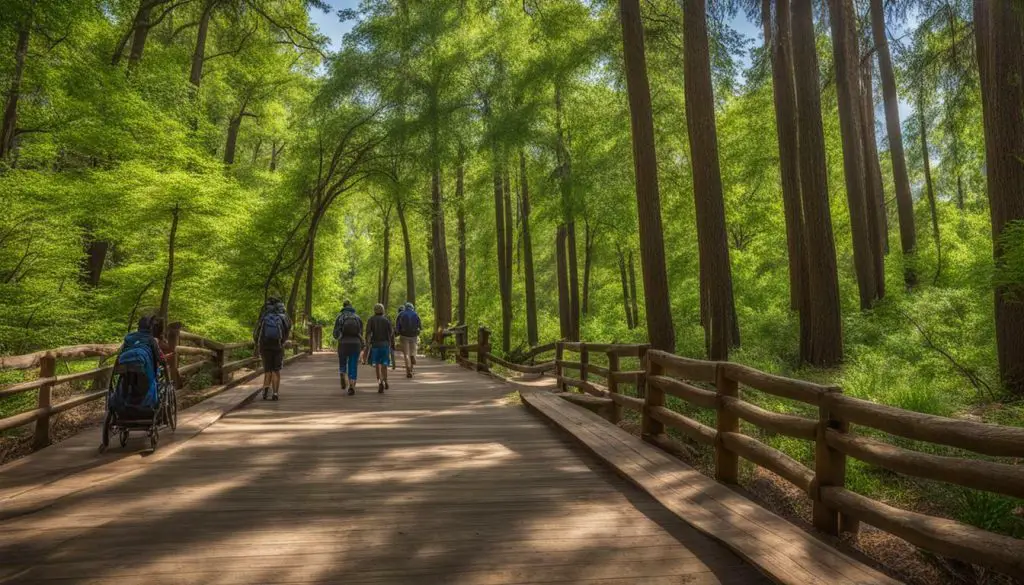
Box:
[0,353,769,585]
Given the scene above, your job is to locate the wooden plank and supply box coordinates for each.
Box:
[646,350,716,382]
[648,406,716,445]
[719,432,813,492]
[0,366,113,399]
[648,375,717,409]
[722,362,831,405]
[721,396,817,440]
[522,390,900,585]
[0,344,120,371]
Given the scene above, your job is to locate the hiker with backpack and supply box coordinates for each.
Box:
[117,315,167,408]
[365,303,394,393]
[332,300,363,395]
[395,302,421,378]
[253,297,291,401]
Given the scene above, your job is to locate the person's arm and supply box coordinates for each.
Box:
[283,314,292,343]
[332,316,342,341]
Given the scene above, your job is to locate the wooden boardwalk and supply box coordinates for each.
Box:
[0,353,770,585]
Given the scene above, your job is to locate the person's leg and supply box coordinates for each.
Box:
[338,352,348,391]
[402,337,413,376]
[380,357,388,388]
[272,371,281,393]
[347,352,359,393]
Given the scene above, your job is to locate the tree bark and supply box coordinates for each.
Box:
[493,148,511,352]
[398,201,415,304]
[860,61,886,298]
[974,0,1024,393]
[828,0,877,310]
[128,1,155,69]
[871,0,917,286]
[556,226,571,340]
[582,220,593,316]
[792,0,843,366]
[457,156,468,326]
[270,140,284,171]
[303,217,319,324]
[224,115,242,165]
[918,93,941,285]
[430,149,452,340]
[520,150,538,345]
[764,0,805,314]
[189,0,215,87]
[83,237,109,287]
[158,203,180,324]
[286,241,307,321]
[0,23,30,161]
[618,0,676,352]
[617,245,634,329]
[381,208,392,306]
[628,250,640,330]
[567,221,581,341]
[683,0,737,360]
[503,169,513,286]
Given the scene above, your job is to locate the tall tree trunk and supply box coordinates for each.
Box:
[493,148,511,352]
[828,0,877,310]
[628,250,640,329]
[430,150,452,340]
[398,201,415,304]
[158,203,180,323]
[286,241,307,322]
[764,0,805,314]
[189,0,215,87]
[0,23,30,161]
[618,0,676,352]
[303,218,320,324]
[793,0,843,366]
[83,236,109,287]
[520,150,538,345]
[871,0,917,286]
[567,221,581,341]
[975,0,1024,393]
[457,156,468,326]
[683,0,737,360]
[918,95,941,285]
[555,226,571,340]
[617,245,634,329]
[224,114,243,165]
[270,140,284,171]
[503,170,513,284]
[381,210,391,306]
[860,62,886,298]
[582,221,593,316]
[128,1,154,69]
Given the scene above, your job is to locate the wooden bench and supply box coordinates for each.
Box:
[521,389,901,585]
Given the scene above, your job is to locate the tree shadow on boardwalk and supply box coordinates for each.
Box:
[0,355,769,584]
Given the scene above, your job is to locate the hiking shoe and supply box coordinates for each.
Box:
[271,392,279,401]
[347,386,355,396]
[384,380,389,390]
[406,372,412,379]
[378,381,384,393]
[262,387,269,400]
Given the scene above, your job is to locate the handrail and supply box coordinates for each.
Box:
[1,323,314,451]
[546,337,1024,579]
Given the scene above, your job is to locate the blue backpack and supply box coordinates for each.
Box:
[260,313,285,347]
[116,333,158,409]
[398,310,421,336]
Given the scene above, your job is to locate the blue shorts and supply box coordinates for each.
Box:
[337,351,359,380]
[369,345,391,366]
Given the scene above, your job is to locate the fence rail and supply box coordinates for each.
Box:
[0,323,321,451]
[549,341,1024,579]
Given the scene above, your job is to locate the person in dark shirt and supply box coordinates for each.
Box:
[253,297,291,401]
[332,300,363,395]
[365,303,394,393]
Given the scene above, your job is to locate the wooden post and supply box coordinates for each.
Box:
[166,322,182,389]
[555,341,565,392]
[579,343,589,393]
[812,388,858,536]
[637,346,648,398]
[640,350,664,437]
[214,347,227,385]
[33,353,56,450]
[476,327,491,373]
[714,364,740,484]
[607,351,621,424]
[456,330,468,368]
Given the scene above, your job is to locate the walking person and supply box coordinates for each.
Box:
[332,300,363,395]
[395,302,421,378]
[254,297,291,401]
[365,303,394,393]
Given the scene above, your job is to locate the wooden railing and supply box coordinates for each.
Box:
[450,326,558,376]
[553,346,1024,579]
[0,322,315,451]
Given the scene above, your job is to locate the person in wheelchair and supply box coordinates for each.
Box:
[115,315,168,414]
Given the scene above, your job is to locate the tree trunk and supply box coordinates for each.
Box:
[286,241,307,322]
[975,0,1024,393]
[430,152,452,340]
[618,0,676,352]
[0,23,30,161]
[158,203,180,324]
[871,0,917,286]
[555,226,571,340]
[792,0,843,366]
[503,170,513,284]
[189,0,215,87]
[303,219,319,324]
[381,210,391,306]
[567,221,581,341]
[83,237,109,287]
[493,148,511,353]
[860,61,886,298]
[683,0,737,360]
[251,137,262,166]
[828,0,877,310]
[128,1,154,69]
[582,220,593,316]
[224,114,242,165]
[918,93,942,285]
[617,245,634,329]
[398,201,415,304]
[628,250,640,330]
[270,140,284,171]
[520,150,538,345]
[457,157,468,326]
[764,0,805,314]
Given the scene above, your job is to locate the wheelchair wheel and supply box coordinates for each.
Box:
[99,411,113,454]
[149,426,159,451]
[119,429,129,447]
[167,387,178,431]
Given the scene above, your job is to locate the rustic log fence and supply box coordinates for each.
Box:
[550,345,1024,579]
[0,323,319,452]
